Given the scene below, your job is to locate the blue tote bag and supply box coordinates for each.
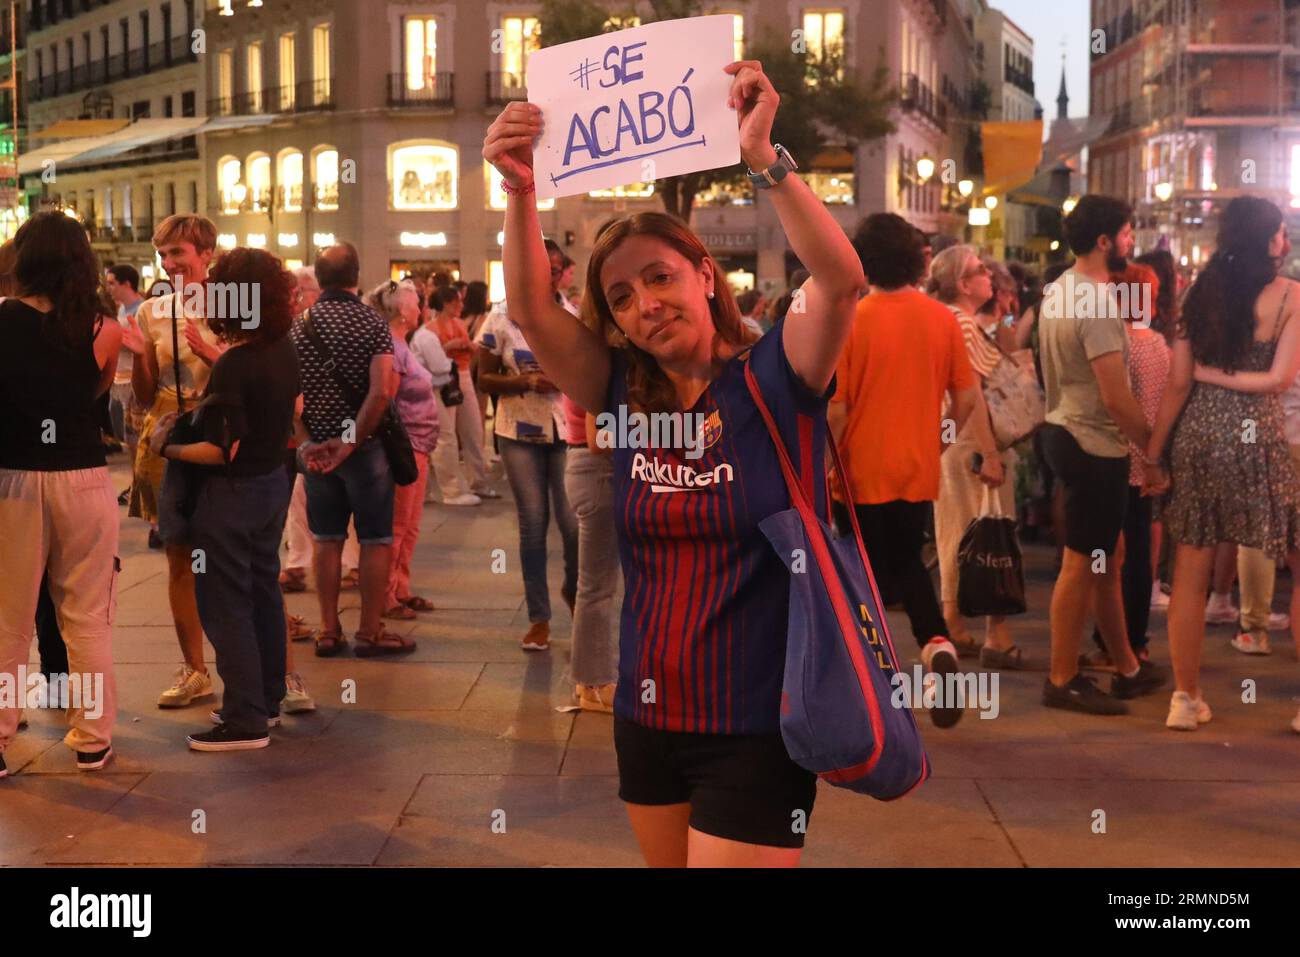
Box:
[744,360,930,800]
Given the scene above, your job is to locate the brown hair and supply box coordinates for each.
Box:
[0,239,15,297]
[580,212,757,414]
[153,213,217,253]
[204,247,294,345]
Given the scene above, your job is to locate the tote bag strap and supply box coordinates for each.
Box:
[741,358,905,673]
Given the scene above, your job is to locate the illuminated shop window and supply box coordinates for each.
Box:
[390,142,458,210]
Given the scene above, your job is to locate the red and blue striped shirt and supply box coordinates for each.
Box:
[609,320,831,735]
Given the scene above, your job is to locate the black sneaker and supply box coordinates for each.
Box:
[209,709,280,728]
[1042,674,1129,715]
[1112,659,1168,700]
[923,641,963,729]
[76,746,114,771]
[187,724,270,752]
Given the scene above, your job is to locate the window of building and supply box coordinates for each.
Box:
[731,13,744,61]
[404,16,436,91]
[803,164,855,205]
[500,16,539,82]
[132,99,150,119]
[486,162,554,210]
[390,142,457,209]
[247,40,263,111]
[139,10,150,69]
[217,49,233,108]
[694,178,753,207]
[279,149,303,211]
[104,185,113,224]
[312,23,331,102]
[247,153,271,212]
[314,147,339,210]
[278,33,296,109]
[588,182,654,199]
[488,260,505,304]
[123,184,133,227]
[803,9,845,62]
[219,155,242,213]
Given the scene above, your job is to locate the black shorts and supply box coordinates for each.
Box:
[1040,423,1129,556]
[614,718,817,849]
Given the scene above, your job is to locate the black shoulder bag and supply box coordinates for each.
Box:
[302,308,419,486]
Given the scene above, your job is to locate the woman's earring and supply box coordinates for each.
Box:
[707,290,715,300]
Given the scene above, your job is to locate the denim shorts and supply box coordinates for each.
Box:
[303,439,395,544]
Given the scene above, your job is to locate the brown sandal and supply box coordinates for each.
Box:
[382,604,418,620]
[354,628,417,658]
[400,595,435,612]
[314,629,346,658]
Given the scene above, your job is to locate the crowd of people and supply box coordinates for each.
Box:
[3,56,1300,867]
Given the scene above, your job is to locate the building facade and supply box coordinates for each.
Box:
[199,0,996,298]
[1090,0,1300,272]
[20,0,206,276]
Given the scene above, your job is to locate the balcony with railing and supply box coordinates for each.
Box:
[208,79,333,117]
[388,73,454,107]
[899,73,947,131]
[27,36,199,102]
[1004,63,1034,97]
[486,72,527,105]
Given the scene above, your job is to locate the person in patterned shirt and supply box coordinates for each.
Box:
[289,243,412,659]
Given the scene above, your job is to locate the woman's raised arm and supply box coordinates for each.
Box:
[485,102,611,414]
[722,62,866,394]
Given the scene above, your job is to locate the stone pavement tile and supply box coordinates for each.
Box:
[105,626,192,664]
[460,660,577,711]
[0,772,146,865]
[979,779,1300,867]
[801,779,1022,867]
[42,767,423,865]
[2,714,68,773]
[376,773,641,866]
[298,709,573,776]
[289,660,483,710]
[20,701,339,775]
[559,712,618,776]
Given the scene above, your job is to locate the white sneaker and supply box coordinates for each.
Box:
[158,664,214,708]
[1166,691,1202,731]
[1150,583,1171,611]
[1231,632,1272,655]
[1268,612,1291,631]
[472,487,501,499]
[1195,696,1212,724]
[1204,593,1239,625]
[443,493,482,507]
[283,672,316,713]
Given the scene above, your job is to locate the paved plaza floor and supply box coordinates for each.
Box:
[4,456,1300,867]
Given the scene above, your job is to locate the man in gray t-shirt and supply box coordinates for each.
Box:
[1037,195,1167,716]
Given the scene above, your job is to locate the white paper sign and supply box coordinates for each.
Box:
[526,16,741,200]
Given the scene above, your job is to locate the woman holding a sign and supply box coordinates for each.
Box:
[485,55,866,866]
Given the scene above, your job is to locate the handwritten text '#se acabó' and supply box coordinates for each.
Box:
[557,42,701,184]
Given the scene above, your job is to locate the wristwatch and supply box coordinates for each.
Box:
[747,144,798,189]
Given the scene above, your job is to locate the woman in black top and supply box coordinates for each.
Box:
[0,211,123,776]
[151,248,304,752]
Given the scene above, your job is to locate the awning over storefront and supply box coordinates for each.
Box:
[18,115,278,175]
[31,118,131,139]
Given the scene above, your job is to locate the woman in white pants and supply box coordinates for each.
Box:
[928,245,1025,669]
[0,212,123,776]
[424,287,494,504]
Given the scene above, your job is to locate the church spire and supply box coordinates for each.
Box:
[1056,54,1069,120]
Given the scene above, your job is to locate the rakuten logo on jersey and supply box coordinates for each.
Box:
[630,452,735,493]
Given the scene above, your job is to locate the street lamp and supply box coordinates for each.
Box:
[1154,182,1173,202]
[984,195,999,211]
[1062,196,1078,215]
[916,156,935,182]
[958,179,974,198]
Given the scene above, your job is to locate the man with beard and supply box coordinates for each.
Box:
[1038,195,1168,715]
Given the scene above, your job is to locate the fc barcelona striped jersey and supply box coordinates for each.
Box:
[609,320,832,735]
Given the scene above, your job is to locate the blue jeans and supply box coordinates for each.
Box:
[303,439,395,544]
[192,469,292,734]
[499,437,578,623]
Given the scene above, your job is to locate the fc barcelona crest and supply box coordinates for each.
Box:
[698,410,723,451]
